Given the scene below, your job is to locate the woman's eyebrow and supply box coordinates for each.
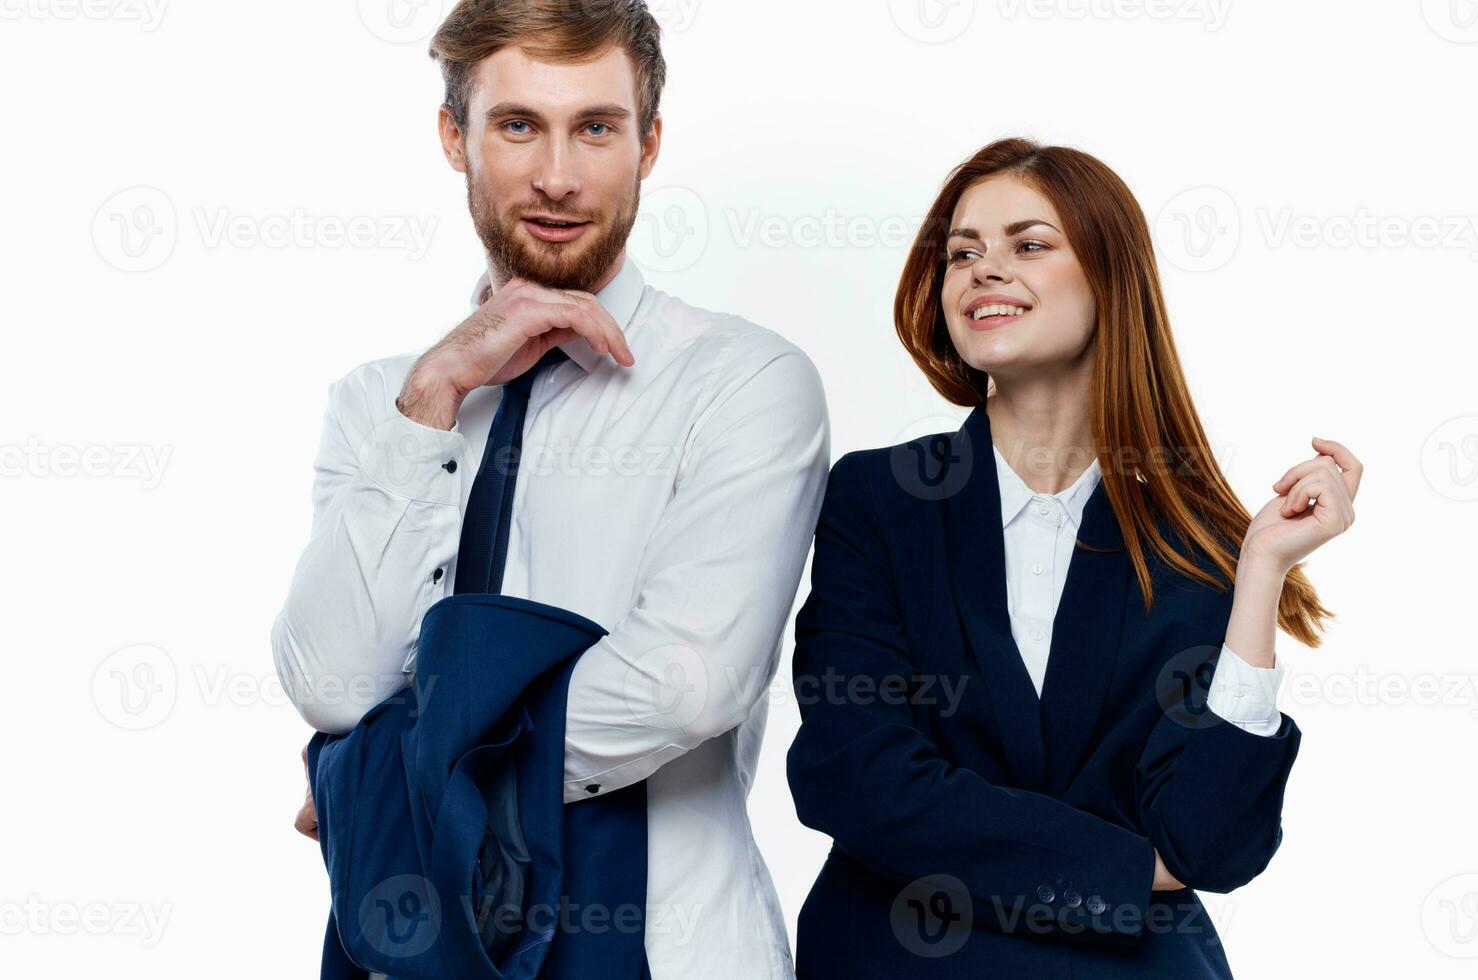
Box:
[947,218,1061,240]
[1004,218,1060,235]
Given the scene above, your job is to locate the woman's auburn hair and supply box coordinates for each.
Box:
[895,137,1331,646]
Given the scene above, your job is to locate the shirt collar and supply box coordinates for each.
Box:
[468,254,646,374]
[992,444,1102,530]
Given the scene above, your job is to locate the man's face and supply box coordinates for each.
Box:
[440,43,661,291]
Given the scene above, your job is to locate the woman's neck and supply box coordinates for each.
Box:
[986,369,1096,495]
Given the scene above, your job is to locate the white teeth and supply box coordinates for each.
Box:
[970,303,1027,320]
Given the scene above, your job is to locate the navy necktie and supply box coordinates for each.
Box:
[454,346,569,596]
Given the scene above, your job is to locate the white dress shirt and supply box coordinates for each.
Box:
[271,255,829,979]
[992,446,1284,735]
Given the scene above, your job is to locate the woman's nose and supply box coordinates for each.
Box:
[971,252,1012,284]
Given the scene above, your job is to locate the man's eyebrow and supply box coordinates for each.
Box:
[484,102,633,123]
[947,218,1061,239]
[572,103,632,122]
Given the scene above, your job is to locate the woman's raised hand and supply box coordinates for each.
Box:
[1241,437,1362,574]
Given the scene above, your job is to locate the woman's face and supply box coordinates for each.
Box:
[940,175,1098,382]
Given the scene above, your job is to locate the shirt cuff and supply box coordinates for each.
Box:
[356,408,467,506]
[1206,643,1284,736]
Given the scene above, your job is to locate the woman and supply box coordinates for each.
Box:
[786,139,1360,978]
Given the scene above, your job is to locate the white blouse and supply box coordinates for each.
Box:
[993,445,1283,735]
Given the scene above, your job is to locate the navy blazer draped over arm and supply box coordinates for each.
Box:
[786,407,1300,980]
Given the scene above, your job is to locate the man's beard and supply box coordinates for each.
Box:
[468,169,640,291]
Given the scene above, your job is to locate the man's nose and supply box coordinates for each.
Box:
[533,143,581,202]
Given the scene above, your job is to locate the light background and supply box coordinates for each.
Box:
[3,0,1476,975]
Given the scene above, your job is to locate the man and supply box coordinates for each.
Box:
[270,2,829,977]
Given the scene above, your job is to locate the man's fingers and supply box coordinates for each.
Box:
[558,290,634,365]
[500,282,634,366]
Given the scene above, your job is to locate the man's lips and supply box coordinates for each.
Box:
[521,215,592,243]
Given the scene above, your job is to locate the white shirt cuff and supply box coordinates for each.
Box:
[1206,643,1284,736]
[356,408,467,506]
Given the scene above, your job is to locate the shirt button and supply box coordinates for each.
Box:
[1063,889,1082,909]
[432,568,444,582]
[442,459,458,473]
[1037,503,1051,516]
[1030,628,1044,642]
[1036,884,1055,904]
[1032,562,1044,575]
[1086,895,1107,915]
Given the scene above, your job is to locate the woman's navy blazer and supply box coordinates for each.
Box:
[787,406,1301,979]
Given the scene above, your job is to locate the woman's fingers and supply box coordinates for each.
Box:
[1280,472,1329,517]
[1281,467,1354,532]
[1312,437,1363,500]
[1272,438,1363,502]
[1272,456,1327,494]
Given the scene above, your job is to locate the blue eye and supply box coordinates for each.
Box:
[585,123,610,136]
[505,120,532,135]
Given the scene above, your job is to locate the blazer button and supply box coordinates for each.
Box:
[1086,895,1107,915]
[1036,884,1055,904]
[1063,889,1082,909]
[443,459,458,473]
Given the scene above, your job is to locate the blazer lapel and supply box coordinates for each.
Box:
[941,406,1047,788]
[1038,481,1131,794]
